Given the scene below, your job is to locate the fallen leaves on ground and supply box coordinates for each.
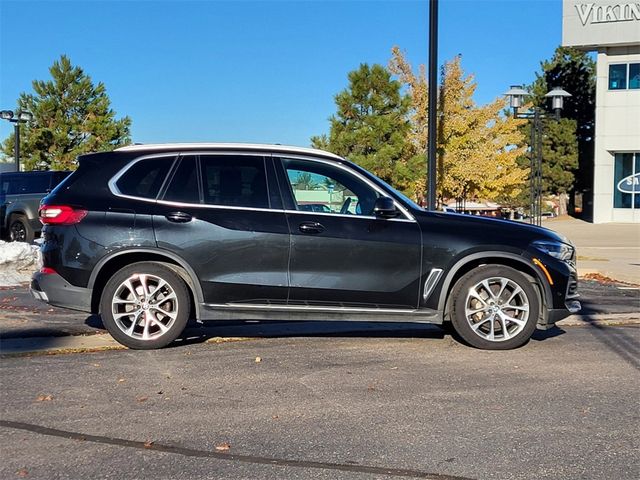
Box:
[215,442,231,452]
[35,394,53,402]
[143,441,154,449]
[117,378,125,383]
[136,396,149,403]
[16,468,28,477]
[582,272,638,286]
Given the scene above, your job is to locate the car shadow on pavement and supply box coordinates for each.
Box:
[174,320,448,346]
[530,326,566,341]
[579,319,639,370]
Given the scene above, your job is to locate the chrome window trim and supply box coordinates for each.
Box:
[283,209,415,223]
[276,153,416,222]
[108,151,272,207]
[108,150,417,223]
[108,152,179,200]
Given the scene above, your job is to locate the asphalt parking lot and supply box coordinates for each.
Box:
[0,278,638,479]
[1,323,639,480]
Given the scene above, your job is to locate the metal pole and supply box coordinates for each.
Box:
[536,115,543,226]
[14,123,20,172]
[427,0,438,210]
[529,112,536,225]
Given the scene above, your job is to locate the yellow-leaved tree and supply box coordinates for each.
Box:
[389,48,528,206]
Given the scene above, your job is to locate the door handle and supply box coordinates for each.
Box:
[165,211,192,223]
[299,221,325,234]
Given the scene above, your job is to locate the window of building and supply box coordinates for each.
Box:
[200,155,269,209]
[608,63,640,90]
[116,156,175,199]
[613,153,640,209]
[609,64,627,90]
[629,63,640,89]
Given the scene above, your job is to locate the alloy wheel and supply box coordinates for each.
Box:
[111,273,179,341]
[464,276,530,342]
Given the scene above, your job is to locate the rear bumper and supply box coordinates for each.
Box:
[31,271,92,313]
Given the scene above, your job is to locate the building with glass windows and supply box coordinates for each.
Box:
[563,0,640,222]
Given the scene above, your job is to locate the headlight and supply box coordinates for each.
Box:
[531,240,574,261]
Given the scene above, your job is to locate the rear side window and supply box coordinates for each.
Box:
[25,175,51,193]
[3,174,49,194]
[200,155,269,208]
[116,157,175,199]
[163,156,200,203]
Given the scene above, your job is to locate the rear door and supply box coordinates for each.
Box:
[153,153,290,305]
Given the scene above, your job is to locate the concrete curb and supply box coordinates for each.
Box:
[556,312,640,327]
[1,315,638,356]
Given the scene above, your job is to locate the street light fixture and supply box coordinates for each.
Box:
[504,85,572,226]
[0,109,33,172]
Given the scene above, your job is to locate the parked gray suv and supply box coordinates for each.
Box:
[0,171,70,242]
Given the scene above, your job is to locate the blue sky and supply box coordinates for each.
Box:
[0,0,562,148]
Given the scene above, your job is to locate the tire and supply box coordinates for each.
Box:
[100,262,191,349]
[449,265,539,350]
[9,215,34,243]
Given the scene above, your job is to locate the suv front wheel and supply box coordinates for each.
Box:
[450,265,539,350]
[100,262,191,349]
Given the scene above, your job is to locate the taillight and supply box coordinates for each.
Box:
[39,205,88,225]
[40,267,57,275]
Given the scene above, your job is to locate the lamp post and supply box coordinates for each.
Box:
[504,86,571,226]
[427,0,438,210]
[0,109,33,172]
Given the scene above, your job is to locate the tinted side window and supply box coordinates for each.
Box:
[3,175,25,195]
[1,176,13,195]
[22,174,51,194]
[116,157,175,199]
[163,156,200,203]
[200,155,269,208]
[281,158,379,216]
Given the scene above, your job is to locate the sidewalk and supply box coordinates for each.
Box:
[543,216,640,285]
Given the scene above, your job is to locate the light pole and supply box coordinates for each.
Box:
[0,109,33,172]
[504,86,571,226]
[427,0,438,210]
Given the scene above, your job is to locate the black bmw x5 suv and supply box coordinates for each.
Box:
[31,143,580,350]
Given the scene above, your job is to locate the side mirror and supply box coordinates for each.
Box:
[373,196,399,218]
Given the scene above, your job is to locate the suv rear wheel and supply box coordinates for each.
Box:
[450,265,539,350]
[9,214,34,243]
[100,262,191,349]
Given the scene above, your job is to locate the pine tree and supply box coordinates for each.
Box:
[1,55,131,170]
[529,47,595,213]
[310,64,414,195]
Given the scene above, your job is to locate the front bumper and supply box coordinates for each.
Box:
[31,271,91,313]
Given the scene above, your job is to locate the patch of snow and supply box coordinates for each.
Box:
[0,240,40,286]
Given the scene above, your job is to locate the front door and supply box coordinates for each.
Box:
[276,157,422,309]
[153,154,289,305]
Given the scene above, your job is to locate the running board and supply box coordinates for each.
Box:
[200,303,442,324]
